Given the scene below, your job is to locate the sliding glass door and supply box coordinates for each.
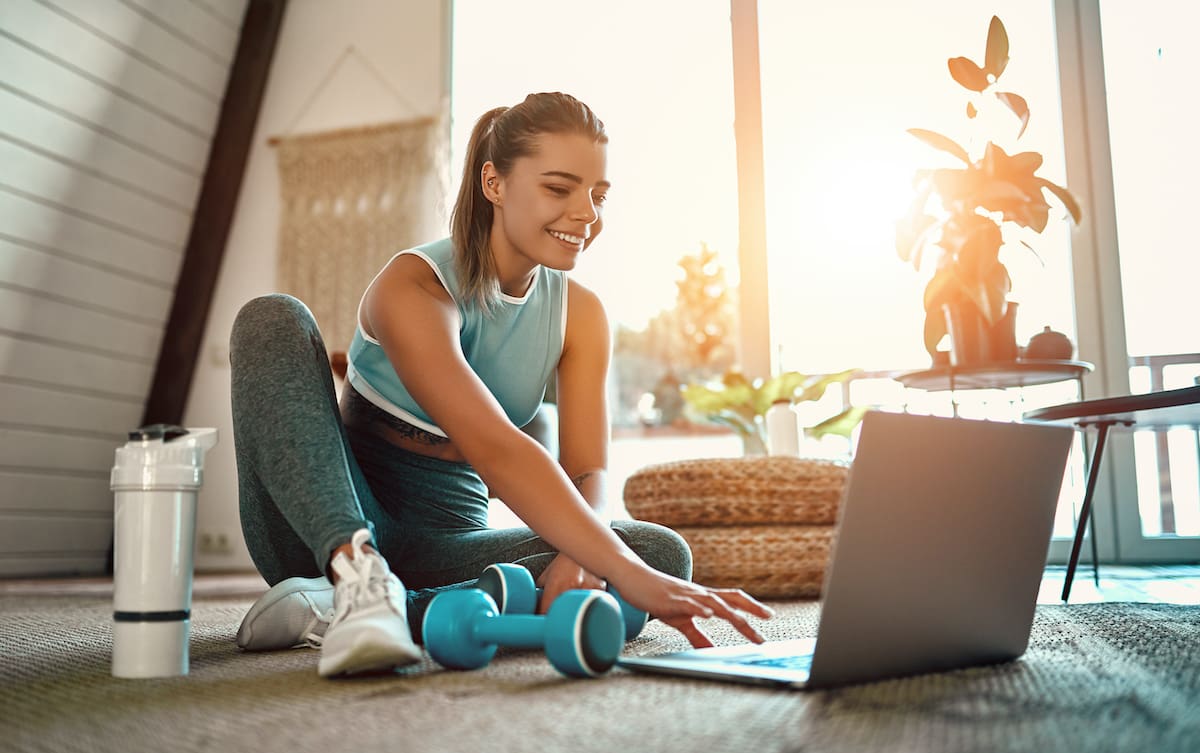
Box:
[1092,0,1200,560]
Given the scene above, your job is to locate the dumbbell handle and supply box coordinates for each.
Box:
[474,613,547,650]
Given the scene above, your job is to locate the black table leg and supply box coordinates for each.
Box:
[1063,421,1112,602]
[1089,502,1100,586]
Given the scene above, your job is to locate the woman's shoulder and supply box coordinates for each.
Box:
[366,239,459,316]
[565,276,603,312]
[392,238,456,277]
[375,239,457,293]
[563,276,608,339]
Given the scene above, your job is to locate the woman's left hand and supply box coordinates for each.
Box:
[535,553,605,613]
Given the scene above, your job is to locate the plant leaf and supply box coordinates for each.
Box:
[895,213,938,266]
[755,371,811,414]
[1019,239,1046,267]
[808,406,869,439]
[969,262,1011,327]
[948,56,989,92]
[794,369,860,404]
[1037,178,1083,224]
[924,305,949,356]
[984,16,1009,79]
[995,92,1030,137]
[1028,199,1050,233]
[679,383,735,414]
[907,129,970,163]
[975,178,1032,205]
[923,264,965,313]
[930,168,975,210]
[806,406,869,439]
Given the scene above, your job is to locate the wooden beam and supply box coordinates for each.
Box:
[141,0,288,425]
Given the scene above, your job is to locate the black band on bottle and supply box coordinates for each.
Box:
[113,610,190,623]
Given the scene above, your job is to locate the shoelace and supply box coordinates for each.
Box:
[302,606,334,649]
[329,538,406,628]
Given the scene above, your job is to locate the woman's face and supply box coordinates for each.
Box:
[486,131,609,272]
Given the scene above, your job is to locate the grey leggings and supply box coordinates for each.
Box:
[229,294,691,610]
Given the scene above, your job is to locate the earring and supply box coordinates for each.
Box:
[487,178,495,187]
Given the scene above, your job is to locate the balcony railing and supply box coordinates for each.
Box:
[1129,353,1200,537]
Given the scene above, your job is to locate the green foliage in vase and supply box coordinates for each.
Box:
[895,16,1082,356]
[681,369,867,452]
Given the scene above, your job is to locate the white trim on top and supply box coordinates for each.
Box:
[559,272,569,353]
[355,248,463,345]
[499,265,537,305]
[345,360,449,438]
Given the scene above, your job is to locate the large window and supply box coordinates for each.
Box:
[1099,0,1200,542]
[452,1,1200,560]
[451,0,742,430]
[757,0,1076,375]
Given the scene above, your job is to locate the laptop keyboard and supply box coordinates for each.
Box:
[741,653,813,671]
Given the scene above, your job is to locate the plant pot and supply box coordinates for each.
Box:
[941,302,991,366]
[990,301,1019,362]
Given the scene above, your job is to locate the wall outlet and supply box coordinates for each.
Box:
[198,532,233,554]
[209,341,231,368]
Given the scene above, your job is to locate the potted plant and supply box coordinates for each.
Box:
[895,15,1082,364]
[680,369,867,455]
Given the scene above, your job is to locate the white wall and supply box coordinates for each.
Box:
[182,0,451,572]
[0,0,247,576]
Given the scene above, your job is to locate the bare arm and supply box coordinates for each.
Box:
[366,259,642,584]
[534,280,612,602]
[556,279,611,515]
[367,258,772,645]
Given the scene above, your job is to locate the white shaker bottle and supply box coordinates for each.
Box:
[109,424,218,678]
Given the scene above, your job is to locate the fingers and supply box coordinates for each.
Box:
[536,583,566,615]
[698,591,767,644]
[662,616,715,649]
[660,587,773,646]
[707,588,775,620]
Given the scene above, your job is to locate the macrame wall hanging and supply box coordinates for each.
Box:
[270,46,449,354]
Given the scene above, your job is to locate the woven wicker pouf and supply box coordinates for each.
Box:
[623,456,848,599]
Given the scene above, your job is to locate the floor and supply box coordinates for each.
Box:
[1035,563,1200,605]
[4,564,1200,605]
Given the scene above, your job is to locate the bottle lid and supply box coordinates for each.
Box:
[111,428,219,492]
[128,424,189,442]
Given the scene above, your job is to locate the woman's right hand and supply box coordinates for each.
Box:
[613,566,775,649]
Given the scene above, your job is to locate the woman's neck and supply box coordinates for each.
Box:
[488,232,537,297]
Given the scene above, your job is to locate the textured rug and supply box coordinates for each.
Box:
[1,594,1198,753]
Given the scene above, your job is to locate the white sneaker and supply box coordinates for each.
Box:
[317,529,422,677]
[236,576,334,651]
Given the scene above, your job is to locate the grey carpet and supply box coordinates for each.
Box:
[1,594,1198,753]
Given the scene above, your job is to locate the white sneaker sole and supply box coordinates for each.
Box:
[317,626,422,677]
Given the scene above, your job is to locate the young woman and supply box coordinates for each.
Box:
[230,92,772,677]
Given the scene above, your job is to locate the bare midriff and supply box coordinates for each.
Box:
[338,383,470,463]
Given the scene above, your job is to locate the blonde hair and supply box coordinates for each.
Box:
[450,92,607,312]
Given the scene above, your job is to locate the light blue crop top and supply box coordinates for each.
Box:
[345,237,568,437]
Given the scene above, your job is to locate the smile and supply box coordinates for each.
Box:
[548,229,585,246]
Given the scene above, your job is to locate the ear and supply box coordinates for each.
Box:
[481,161,502,205]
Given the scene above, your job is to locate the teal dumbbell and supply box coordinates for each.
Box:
[476,563,648,641]
[422,586,624,678]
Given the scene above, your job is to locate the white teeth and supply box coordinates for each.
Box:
[549,230,584,245]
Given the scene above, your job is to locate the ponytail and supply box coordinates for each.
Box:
[450,106,507,312]
[450,93,607,313]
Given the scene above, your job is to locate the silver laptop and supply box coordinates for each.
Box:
[618,410,1074,689]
